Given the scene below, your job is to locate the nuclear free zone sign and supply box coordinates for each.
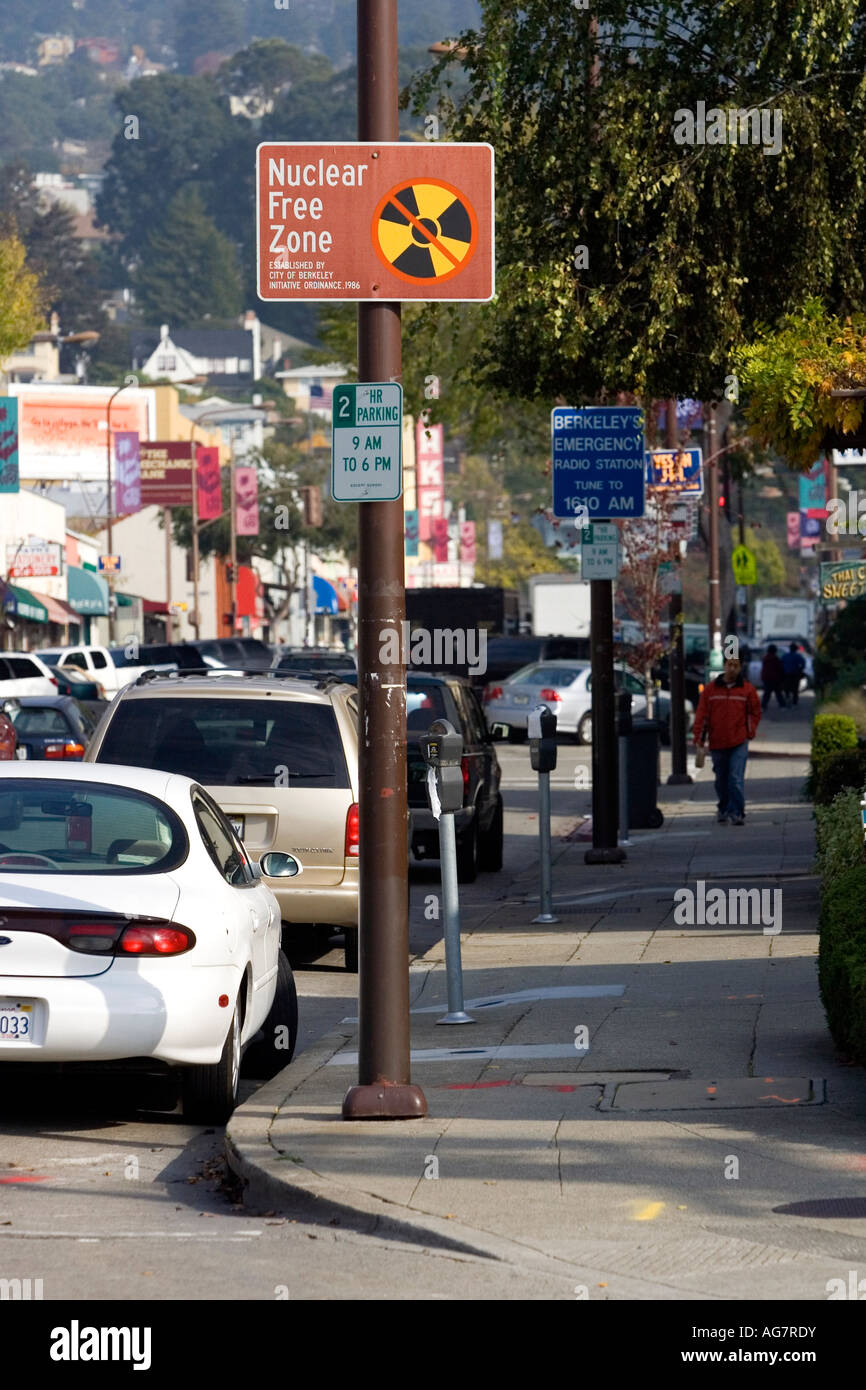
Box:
[256,142,494,302]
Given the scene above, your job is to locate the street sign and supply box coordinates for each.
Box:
[820,559,866,603]
[645,447,703,496]
[552,406,645,520]
[98,554,121,573]
[331,383,403,501]
[669,499,699,539]
[580,522,620,579]
[731,545,757,585]
[257,143,494,302]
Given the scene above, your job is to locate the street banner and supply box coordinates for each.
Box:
[800,512,821,546]
[196,446,222,521]
[487,519,503,560]
[433,517,449,563]
[404,508,419,557]
[235,466,259,536]
[799,460,826,513]
[460,520,476,564]
[786,511,800,549]
[820,560,866,603]
[114,431,141,515]
[0,397,19,493]
[139,441,194,506]
[257,142,494,302]
[416,417,444,540]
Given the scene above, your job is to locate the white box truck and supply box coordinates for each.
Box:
[753,599,816,646]
[526,574,592,638]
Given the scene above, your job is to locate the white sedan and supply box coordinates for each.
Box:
[0,762,301,1123]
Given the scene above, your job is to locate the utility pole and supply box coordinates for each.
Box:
[585,575,625,863]
[342,0,426,1121]
[666,398,691,785]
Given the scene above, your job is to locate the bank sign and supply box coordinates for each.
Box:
[552,406,645,519]
[820,560,866,604]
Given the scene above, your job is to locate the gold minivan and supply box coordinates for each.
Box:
[85,673,361,968]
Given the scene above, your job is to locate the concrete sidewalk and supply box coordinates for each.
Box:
[226,699,866,1299]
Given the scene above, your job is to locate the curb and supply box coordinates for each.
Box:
[225,1028,592,1278]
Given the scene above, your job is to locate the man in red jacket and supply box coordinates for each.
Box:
[692,656,762,825]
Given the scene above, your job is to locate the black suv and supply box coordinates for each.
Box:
[191,638,274,671]
[478,635,590,690]
[341,670,503,883]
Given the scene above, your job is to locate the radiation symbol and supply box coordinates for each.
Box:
[372,179,478,285]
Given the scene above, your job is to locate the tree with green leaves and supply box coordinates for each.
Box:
[0,233,44,360]
[133,188,243,322]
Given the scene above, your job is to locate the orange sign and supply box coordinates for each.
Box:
[256,142,494,302]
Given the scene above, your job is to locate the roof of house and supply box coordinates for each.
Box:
[132,327,254,363]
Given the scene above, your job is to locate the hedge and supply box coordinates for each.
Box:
[818,863,866,1065]
[815,788,865,886]
[813,748,866,807]
[809,713,859,796]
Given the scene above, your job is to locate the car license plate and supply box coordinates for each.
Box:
[230,817,245,839]
[14,746,27,759]
[513,694,530,705]
[0,1002,33,1041]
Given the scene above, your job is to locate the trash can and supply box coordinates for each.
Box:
[625,719,664,828]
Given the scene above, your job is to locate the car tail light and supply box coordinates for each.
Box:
[345,802,359,857]
[0,910,195,956]
[44,742,85,760]
[48,676,58,688]
[539,687,563,702]
[485,685,503,701]
[116,925,192,956]
[461,757,470,791]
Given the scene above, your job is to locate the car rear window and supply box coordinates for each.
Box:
[0,779,186,873]
[97,697,351,788]
[11,707,69,737]
[406,684,451,732]
[6,658,41,679]
[277,653,355,672]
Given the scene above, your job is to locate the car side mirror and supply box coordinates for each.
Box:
[260,850,302,878]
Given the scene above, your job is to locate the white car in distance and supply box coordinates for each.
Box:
[0,763,301,1122]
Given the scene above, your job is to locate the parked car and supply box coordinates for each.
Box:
[483,660,693,746]
[339,670,503,883]
[0,651,57,697]
[0,762,299,1121]
[8,696,102,761]
[48,664,106,701]
[190,638,274,671]
[275,648,357,675]
[0,701,18,760]
[84,673,362,970]
[477,635,590,690]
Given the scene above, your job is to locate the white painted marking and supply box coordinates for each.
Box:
[341,982,624,1024]
[329,1043,588,1065]
[0,1230,262,1240]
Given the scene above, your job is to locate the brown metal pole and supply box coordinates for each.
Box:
[584,577,625,863]
[342,0,426,1120]
[706,404,721,658]
[665,399,691,784]
[164,507,173,643]
[191,446,201,640]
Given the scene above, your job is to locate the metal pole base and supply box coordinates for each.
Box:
[584,846,627,864]
[667,772,693,785]
[533,912,560,924]
[436,1011,475,1025]
[342,1082,428,1120]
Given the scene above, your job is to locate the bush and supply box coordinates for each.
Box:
[812,712,859,763]
[815,788,865,886]
[813,748,866,806]
[819,863,866,1064]
[819,685,866,737]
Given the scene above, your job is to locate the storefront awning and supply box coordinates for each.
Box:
[28,592,80,626]
[143,598,170,615]
[68,565,109,617]
[2,584,48,623]
[116,593,134,608]
[312,575,339,614]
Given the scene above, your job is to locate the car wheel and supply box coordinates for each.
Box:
[577,712,593,746]
[181,998,241,1125]
[344,925,359,973]
[477,794,504,872]
[648,807,664,829]
[456,818,478,883]
[507,727,527,744]
[242,950,298,1079]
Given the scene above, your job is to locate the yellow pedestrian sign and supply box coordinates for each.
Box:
[732,545,757,585]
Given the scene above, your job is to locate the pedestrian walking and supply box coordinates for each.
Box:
[760,644,787,710]
[692,656,762,825]
[781,642,806,706]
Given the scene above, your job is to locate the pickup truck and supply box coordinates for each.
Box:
[35,644,157,699]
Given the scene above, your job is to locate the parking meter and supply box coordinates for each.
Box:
[616,690,633,736]
[529,704,557,773]
[421,719,464,817]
